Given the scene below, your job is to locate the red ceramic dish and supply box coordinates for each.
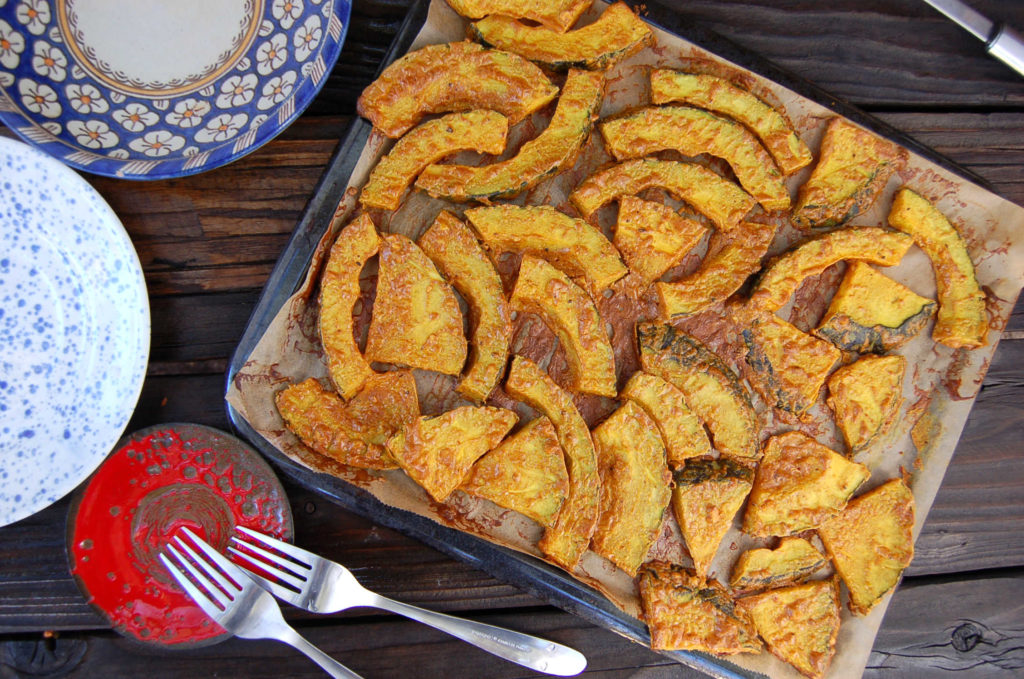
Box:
[68,423,293,648]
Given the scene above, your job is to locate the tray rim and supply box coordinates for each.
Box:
[224,2,1001,677]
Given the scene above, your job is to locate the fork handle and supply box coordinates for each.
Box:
[277,627,365,679]
[369,594,586,676]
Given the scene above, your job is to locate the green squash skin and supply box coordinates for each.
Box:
[814,302,937,354]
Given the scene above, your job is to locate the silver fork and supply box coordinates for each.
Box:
[230,526,587,676]
[159,527,363,679]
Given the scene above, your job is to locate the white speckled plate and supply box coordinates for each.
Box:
[0,135,149,526]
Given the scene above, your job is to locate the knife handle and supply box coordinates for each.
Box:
[988,24,1024,78]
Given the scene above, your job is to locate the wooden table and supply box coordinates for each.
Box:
[2,1,1023,677]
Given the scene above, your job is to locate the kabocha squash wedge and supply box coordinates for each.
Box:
[672,457,754,578]
[650,70,812,175]
[750,226,914,313]
[359,110,508,211]
[614,196,708,285]
[459,416,568,527]
[505,356,600,571]
[743,431,870,538]
[888,188,988,348]
[419,211,512,402]
[591,401,672,576]
[637,323,760,460]
[465,204,627,291]
[319,213,379,399]
[600,106,790,211]
[827,355,906,454]
[658,220,777,317]
[737,579,841,679]
[511,256,617,398]
[364,234,467,375]
[621,371,713,466]
[416,68,605,202]
[729,537,827,595]
[444,0,591,33]
[734,304,841,416]
[818,478,915,616]
[793,117,908,228]
[814,261,937,353]
[276,372,419,470]
[638,562,762,654]
[570,158,756,233]
[469,2,653,71]
[357,41,558,138]
[386,406,518,502]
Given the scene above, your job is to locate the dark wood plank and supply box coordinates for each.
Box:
[867,572,1024,677]
[0,610,682,679]
[660,1,1024,109]
[4,572,1021,678]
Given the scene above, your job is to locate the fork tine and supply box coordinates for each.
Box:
[178,527,250,587]
[174,533,241,598]
[163,545,230,612]
[229,536,309,579]
[235,525,313,567]
[228,543,308,590]
[228,547,307,601]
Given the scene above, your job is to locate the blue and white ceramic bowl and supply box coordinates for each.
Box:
[0,136,149,526]
[0,0,351,179]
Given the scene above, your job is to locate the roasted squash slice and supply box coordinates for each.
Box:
[459,416,569,527]
[750,226,914,313]
[650,70,812,176]
[818,478,915,616]
[729,537,827,595]
[591,401,672,576]
[511,255,617,397]
[386,405,518,502]
[357,41,558,138]
[570,158,756,233]
[276,372,419,470]
[465,204,627,291]
[793,117,908,228]
[445,0,591,33]
[814,261,937,353]
[364,234,468,375]
[827,355,906,454]
[638,562,762,654]
[600,105,790,211]
[621,371,712,466]
[658,220,777,317]
[637,323,760,460]
[419,211,512,402]
[505,355,599,571]
[672,457,754,578]
[359,110,508,211]
[416,68,604,201]
[737,579,840,679]
[319,213,380,399]
[888,188,988,348]
[614,196,708,285]
[469,2,653,71]
[734,304,842,416]
[742,431,870,538]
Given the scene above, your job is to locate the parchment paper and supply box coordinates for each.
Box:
[227,2,1024,677]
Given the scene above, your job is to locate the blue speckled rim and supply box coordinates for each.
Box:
[0,0,351,180]
[0,135,150,527]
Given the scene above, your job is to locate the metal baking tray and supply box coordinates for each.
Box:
[225,2,994,676]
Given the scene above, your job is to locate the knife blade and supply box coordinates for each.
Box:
[923,0,1024,77]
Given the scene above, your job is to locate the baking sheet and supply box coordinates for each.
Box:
[226,1,1024,677]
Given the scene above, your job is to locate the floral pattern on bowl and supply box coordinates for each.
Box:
[0,0,351,179]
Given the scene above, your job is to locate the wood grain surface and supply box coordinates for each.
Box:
[1,1,1023,678]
